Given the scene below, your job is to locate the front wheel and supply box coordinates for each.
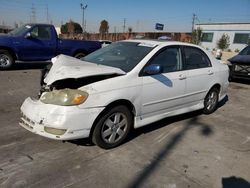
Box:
[203,88,219,114]
[0,50,14,70]
[92,105,132,149]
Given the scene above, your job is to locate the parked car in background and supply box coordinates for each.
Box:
[20,40,229,149]
[158,36,171,40]
[228,45,250,80]
[0,24,101,69]
[99,40,112,48]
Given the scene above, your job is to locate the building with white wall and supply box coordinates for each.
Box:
[195,22,250,51]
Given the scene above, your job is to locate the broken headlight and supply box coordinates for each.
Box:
[40,89,88,106]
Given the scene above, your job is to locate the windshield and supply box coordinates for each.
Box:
[9,24,32,36]
[83,41,155,72]
[239,46,250,55]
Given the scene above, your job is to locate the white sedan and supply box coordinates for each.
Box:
[20,40,229,149]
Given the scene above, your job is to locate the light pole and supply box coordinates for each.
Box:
[80,3,88,33]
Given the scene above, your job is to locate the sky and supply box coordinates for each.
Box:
[0,0,250,33]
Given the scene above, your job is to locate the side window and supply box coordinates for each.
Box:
[30,26,39,38]
[184,46,211,70]
[30,26,51,40]
[148,47,181,73]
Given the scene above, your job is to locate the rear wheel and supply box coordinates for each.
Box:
[0,50,14,70]
[203,87,219,114]
[74,52,86,60]
[92,105,132,149]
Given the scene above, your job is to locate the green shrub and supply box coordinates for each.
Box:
[217,34,230,50]
[235,48,240,53]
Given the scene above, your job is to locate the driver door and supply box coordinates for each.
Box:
[140,46,187,119]
[17,25,56,61]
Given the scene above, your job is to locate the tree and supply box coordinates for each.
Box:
[61,20,83,34]
[191,27,202,45]
[217,33,230,50]
[99,20,109,34]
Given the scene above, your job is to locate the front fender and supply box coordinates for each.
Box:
[78,75,142,116]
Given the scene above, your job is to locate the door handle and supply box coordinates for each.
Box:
[179,74,186,80]
[208,70,214,75]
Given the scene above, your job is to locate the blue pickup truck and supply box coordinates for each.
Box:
[0,24,101,69]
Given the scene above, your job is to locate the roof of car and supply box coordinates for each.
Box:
[25,23,54,27]
[124,39,199,48]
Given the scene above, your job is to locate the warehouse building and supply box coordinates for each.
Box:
[195,22,250,51]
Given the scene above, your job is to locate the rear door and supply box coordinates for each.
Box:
[182,46,215,106]
[18,25,56,61]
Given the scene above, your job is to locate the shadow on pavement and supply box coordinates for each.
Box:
[230,78,250,85]
[218,95,228,108]
[222,176,250,188]
[125,98,228,187]
[9,62,50,70]
[126,112,213,188]
[69,138,95,147]
[69,98,229,187]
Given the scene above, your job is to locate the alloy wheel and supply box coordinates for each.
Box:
[101,112,128,144]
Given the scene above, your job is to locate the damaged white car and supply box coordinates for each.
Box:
[20,40,229,149]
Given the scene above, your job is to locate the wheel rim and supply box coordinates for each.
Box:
[0,54,11,67]
[206,91,218,110]
[101,112,128,144]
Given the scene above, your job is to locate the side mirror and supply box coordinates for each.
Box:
[25,32,32,39]
[143,64,162,75]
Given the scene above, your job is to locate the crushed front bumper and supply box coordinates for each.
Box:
[20,97,104,140]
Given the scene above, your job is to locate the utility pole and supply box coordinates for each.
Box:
[192,13,196,32]
[123,18,126,33]
[80,3,88,33]
[31,3,36,23]
[114,26,117,41]
[46,4,49,24]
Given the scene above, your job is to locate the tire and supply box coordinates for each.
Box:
[74,52,86,60]
[92,105,133,149]
[228,75,234,82]
[0,50,14,70]
[40,63,52,85]
[203,87,219,114]
[228,66,234,81]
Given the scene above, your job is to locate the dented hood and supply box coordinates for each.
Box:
[44,55,126,85]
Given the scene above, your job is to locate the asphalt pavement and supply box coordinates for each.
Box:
[0,63,249,188]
